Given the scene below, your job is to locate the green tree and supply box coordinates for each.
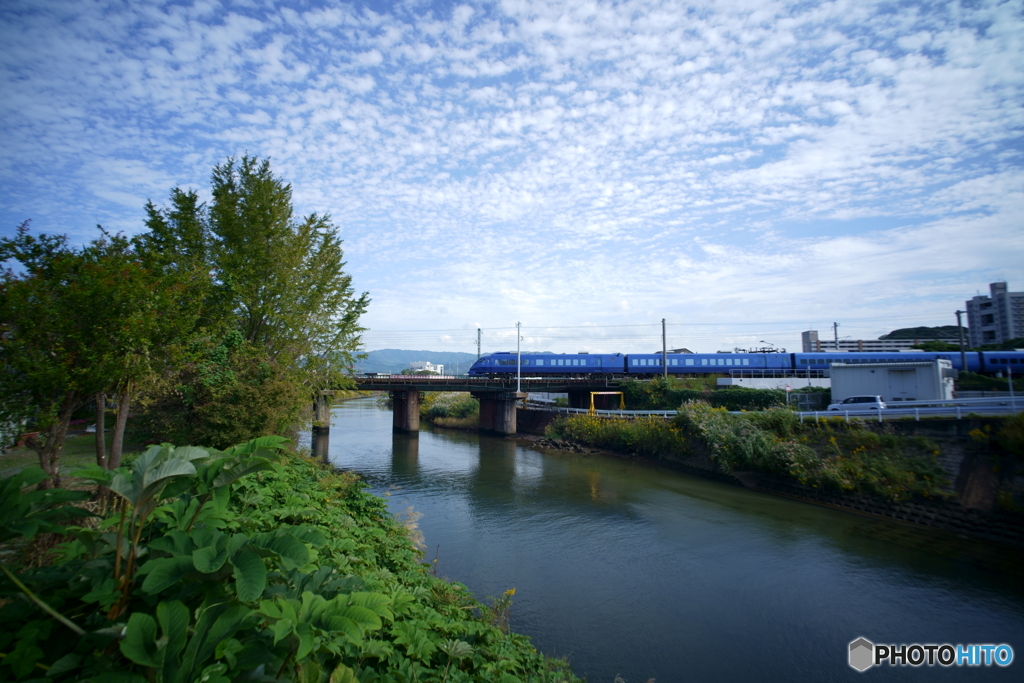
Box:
[1,223,188,485]
[134,156,369,447]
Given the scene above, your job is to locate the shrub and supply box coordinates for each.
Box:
[421,392,479,420]
[0,439,580,682]
[546,415,687,459]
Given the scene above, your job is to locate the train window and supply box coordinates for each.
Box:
[537,359,544,366]
[743,359,750,366]
[800,359,807,365]
[686,359,694,366]
[1011,359,1018,364]
[671,359,678,365]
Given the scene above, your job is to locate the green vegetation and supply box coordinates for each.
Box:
[543,415,685,460]
[620,378,789,411]
[420,393,480,430]
[547,404,951,501]
[880,326,964,340]
[2,156,369,485]
[134,156,369,449]
[975,337,1024,351]
[0,439,580,682]
[956,372,1016,392]
[1,225,193,484]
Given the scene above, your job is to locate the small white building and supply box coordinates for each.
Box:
[830,360,955,403]
[409,361,444,374]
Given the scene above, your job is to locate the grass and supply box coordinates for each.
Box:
[547,404,955,501]
[1,430,144,478]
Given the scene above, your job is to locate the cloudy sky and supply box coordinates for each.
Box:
[2,0,1022,354]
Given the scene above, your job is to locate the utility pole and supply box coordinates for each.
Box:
[516,322,522,394]
[477,328,481,359]
[1009,366,1016,413]
[833,322,840,352]
[662,318,668,379]
[955,310,967,373]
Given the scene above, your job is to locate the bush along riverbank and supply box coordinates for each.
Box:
[545,405,1024,547]
[378,392,481,430]
[0,437,580,683]
[619,378,829,411]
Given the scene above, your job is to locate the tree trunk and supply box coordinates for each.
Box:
[109,384,132,470]
[95,392,107,468]
[32,392,80,489]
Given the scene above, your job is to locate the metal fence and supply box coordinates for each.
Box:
[525,397,1022,422]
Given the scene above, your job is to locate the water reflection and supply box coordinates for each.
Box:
[391,433,419,477]
[311,427,330,461]
[322,399,1024,683]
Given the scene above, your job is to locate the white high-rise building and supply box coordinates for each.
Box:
[966,282,1024,347]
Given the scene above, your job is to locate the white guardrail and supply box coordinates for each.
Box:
[524,397,1023,421]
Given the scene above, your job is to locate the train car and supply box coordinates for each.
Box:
[624,353,791,375]
[468,352,626,377]
[468,349,1024,379]
[978,350,1024,374]
[792,351,981,373]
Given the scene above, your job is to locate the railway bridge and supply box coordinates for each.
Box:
[335,375,624,435]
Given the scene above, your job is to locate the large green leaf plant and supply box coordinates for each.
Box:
[0,436,393,682]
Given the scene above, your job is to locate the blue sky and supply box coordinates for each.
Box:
[2,0,1022,354]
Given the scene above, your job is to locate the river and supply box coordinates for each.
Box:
[310,398,1023,682]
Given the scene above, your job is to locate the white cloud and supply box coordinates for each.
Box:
[1,0,1022,352]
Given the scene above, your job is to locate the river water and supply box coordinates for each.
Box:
[314,398,1023,682]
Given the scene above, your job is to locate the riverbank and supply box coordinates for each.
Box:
[0,442,582,682]
[529,407,1024,552]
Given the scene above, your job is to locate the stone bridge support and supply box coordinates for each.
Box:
[473,392,526,435]
[391,388,421,433]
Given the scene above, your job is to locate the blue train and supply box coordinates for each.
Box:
[467,349,1024,377]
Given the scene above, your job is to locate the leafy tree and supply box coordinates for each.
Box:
[134,156,369,447]
[1,223,189,485]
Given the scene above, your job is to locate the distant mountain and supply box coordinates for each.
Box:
[354,349,480,375]
[879,326,965,340]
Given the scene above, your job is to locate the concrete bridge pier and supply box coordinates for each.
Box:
[391,388,421,433]
[474,392,526,435]
[313,392,332,430]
